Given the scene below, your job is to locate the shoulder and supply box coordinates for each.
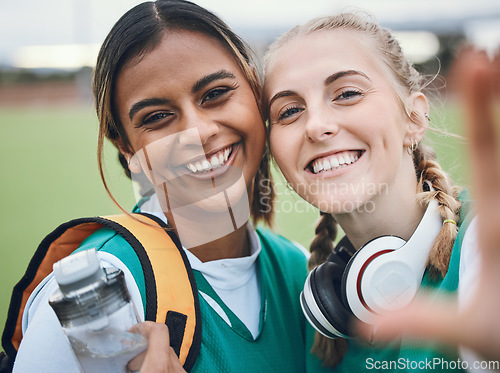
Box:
[76,226,146,310]
[75,226,146,284]
[455,189,478,282]
[458,216,480,295]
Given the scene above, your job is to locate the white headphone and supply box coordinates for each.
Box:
[301,199,443,338]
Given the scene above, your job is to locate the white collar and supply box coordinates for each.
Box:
[139,193,261,290]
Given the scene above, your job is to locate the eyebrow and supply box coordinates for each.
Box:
[324,70,370,86]
[129,97,169,121]
[268,90,297,108]
[268,70,370,108]
[192,70,236,93]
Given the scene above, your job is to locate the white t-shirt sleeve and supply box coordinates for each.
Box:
[13,253,143,373]
[13,275,81,373]
[458,217,499,373]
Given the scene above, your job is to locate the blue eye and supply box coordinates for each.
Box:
[278,106,303,120]
[336,90,362,101]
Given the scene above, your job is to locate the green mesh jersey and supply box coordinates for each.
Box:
[189,227,333,373]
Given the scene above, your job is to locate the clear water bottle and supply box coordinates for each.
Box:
[49,249,148,373]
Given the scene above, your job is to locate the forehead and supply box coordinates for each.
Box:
[117,30,240,87]
[265,29,388,89]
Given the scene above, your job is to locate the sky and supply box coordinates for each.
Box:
[0,0,499,68]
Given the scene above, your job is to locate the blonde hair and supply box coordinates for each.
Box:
[265,12,462,366]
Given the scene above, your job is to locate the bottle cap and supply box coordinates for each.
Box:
[53,249,105,294]
[49,249,131,327]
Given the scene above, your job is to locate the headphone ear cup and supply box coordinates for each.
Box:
[341,236,406,323]
[340,248,360,314]
[303,261,354,338]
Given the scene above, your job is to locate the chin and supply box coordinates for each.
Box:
[304,193,370,215]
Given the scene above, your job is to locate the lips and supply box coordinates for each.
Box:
[308,150,363,174]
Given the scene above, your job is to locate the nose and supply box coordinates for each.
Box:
[304,106,339,143]
[178,110,219,146]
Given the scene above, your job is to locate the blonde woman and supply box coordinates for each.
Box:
[263,13,497,372]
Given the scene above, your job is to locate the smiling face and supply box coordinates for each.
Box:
[265,29,420,214]
[114,30,265,216]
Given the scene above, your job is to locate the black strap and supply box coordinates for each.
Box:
[165,311,188,358]
[0,351,12,373]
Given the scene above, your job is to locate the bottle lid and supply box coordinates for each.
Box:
[53,249,105,294]
[49,249,131,327]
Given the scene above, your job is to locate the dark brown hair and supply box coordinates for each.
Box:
[93,0,274,225]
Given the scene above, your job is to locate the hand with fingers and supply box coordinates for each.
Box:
[127,322,186,373]
[358,47,500,362]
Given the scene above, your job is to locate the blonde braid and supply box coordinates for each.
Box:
[414,145,462,278]
[308,213,338,270]
[307,213,349,366]
[311,333,349,367]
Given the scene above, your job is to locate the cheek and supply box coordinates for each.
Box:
[270,129,296,176]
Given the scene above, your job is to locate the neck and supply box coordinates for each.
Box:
[189,224,250,262]
[337,197,425,250]
[334,173,425,250]
[164,211,251,262]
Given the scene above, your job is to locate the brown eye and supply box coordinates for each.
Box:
[201,86,234,104]
[143,111,173,126]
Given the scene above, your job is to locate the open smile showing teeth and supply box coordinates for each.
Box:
[185,145,233,174]
[309,150,362,174]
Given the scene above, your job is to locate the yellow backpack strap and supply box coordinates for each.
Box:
[102,213,201,370]
[3,217,107,361]
[1,214,201,372]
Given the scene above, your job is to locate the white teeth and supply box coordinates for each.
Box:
[310,151,361,174]
[185,145,233,174]
[210,156,220,168]
[202,160,211,170]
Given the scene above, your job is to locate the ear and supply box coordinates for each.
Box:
[403,92,429,147]
[115,141,142,174]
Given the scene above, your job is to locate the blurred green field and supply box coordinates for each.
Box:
[0,103,470,336]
